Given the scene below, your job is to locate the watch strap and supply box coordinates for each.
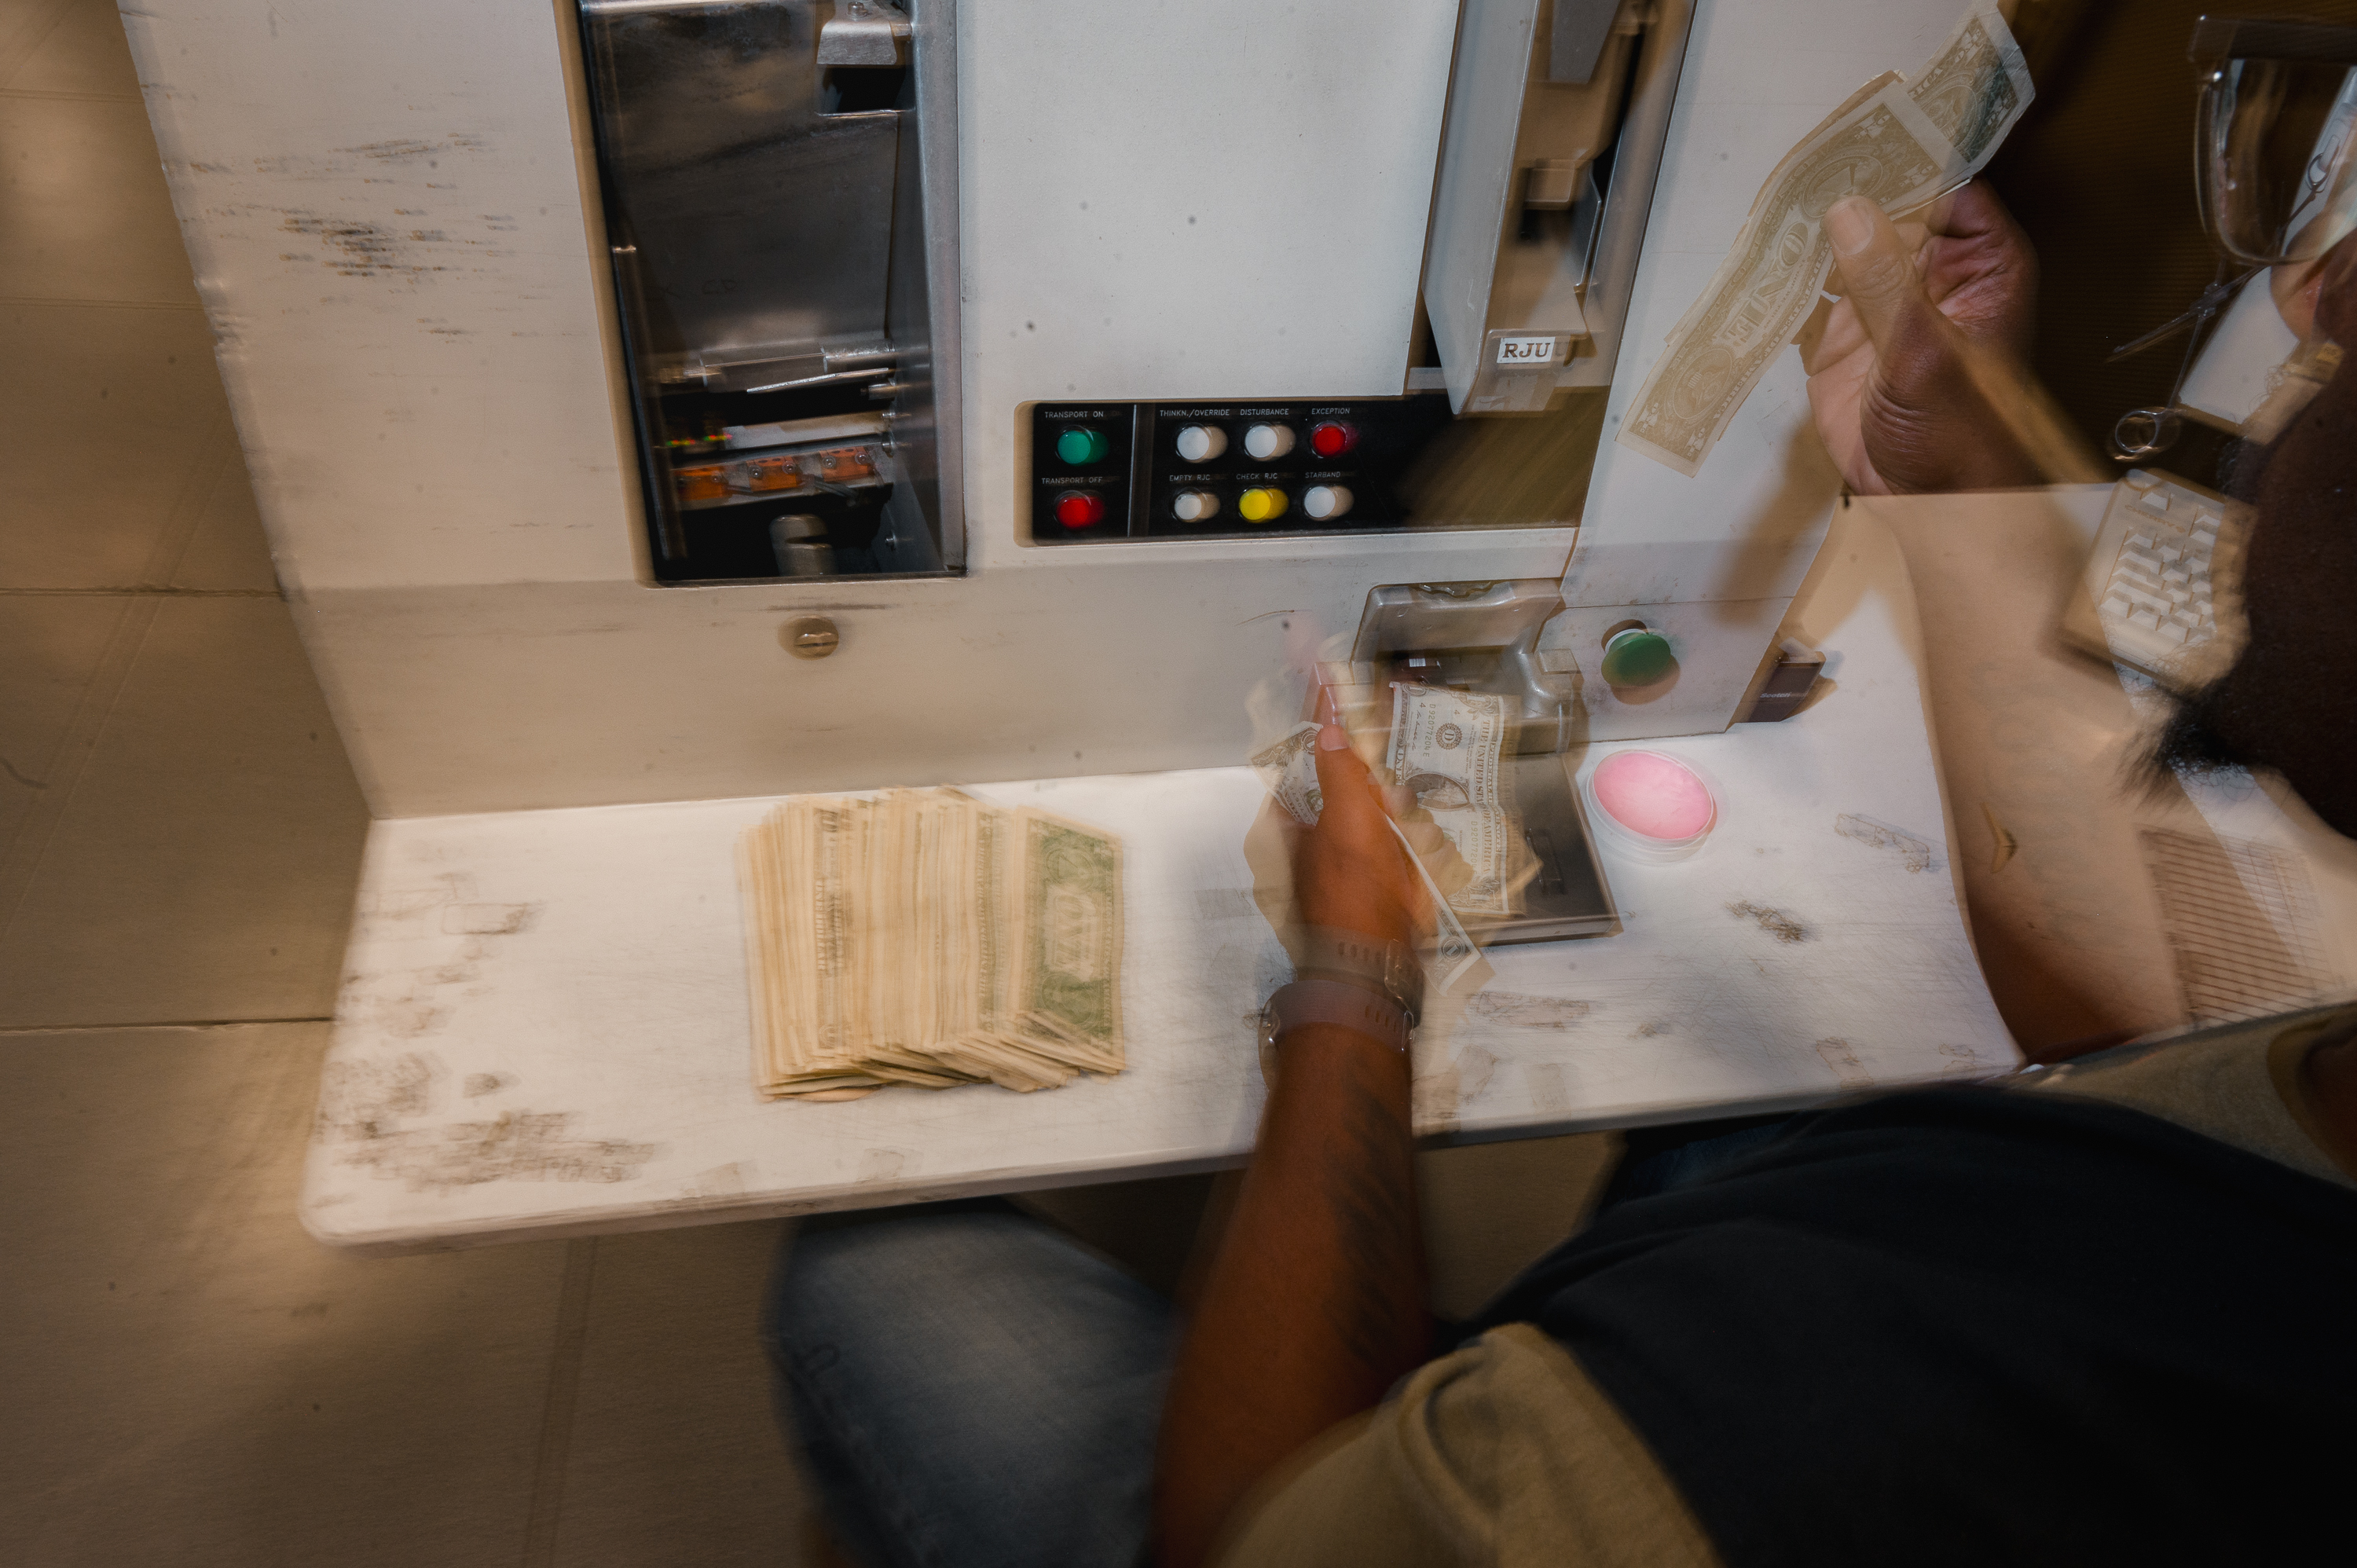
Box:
[1263,978,1412,1054]
[1297,924,1424,1023]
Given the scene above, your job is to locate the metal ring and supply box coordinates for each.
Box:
[2110,407,2184,460]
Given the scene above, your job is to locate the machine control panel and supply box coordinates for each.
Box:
[1027,395,1457,544]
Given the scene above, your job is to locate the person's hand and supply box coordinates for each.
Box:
[1288,726,1428,950]
[1801,180,2041,493]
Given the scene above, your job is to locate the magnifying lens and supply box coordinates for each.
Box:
[2192,16,2357,266]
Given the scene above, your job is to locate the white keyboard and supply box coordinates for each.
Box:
[2082,469,2237,682]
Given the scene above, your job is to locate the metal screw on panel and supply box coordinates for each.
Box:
[783,617,840,659]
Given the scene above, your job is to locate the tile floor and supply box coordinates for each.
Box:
[2,5,1616,1561]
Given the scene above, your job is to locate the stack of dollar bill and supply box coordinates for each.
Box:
[1618,0,2034,477]
[738,789,1125,1100]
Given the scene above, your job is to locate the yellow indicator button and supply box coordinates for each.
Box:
[1237,487,1288,524]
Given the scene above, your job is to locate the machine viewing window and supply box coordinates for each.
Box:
[577,0,962,584]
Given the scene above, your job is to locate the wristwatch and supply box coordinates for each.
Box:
[1295,925,1423,1023]
[1256,925,1422,1058]
[1257,979,1413,1056]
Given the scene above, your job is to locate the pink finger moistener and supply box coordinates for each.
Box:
[1585,749,1718,860]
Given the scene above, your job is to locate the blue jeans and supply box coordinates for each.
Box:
[763,1121,1793,1567]
[763,1202,1177,1568]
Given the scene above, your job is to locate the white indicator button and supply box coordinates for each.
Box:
[1244,423,1296,460]
[1302,484,1353,521]
[1171,489,1221,522]
[1175,424,1227,463]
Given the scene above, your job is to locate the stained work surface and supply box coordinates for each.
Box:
[0,4,808,1561]
[306,516,2011,1249]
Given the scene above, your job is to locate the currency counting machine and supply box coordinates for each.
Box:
[128,0,1967,920]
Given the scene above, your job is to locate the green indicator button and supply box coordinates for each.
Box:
[1600,628,1677,688]
[1055,427,1111,466]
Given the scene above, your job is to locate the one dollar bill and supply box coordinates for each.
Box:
[1617,2,2033,478]
[1003,808,1125,1061]
[1248,721,1325,827]
[1387,683,1514,917]
[1248,716,1485,993]
[1908,0,2034,167]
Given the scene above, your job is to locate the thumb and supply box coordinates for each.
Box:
[1825,196,1929,354]
[1309,724,1383,830]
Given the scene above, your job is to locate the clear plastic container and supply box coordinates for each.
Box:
[1582,747,1720,863]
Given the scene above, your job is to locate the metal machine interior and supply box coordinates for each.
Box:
[580,0,959,581]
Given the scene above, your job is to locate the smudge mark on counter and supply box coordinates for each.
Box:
[317,1053,656,1191]
[1816,1037,1872,1089]
[280,214,452,280]
[1728,900,1809,942]
[442,902,538,936]
[343,1112,655,1190]
[335,134,490,162]
[1835,813,1933,872]
[1466,992,1592,1029]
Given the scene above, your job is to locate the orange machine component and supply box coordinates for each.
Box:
[738,456,804,493]
[813,445,876,482]
[674,465,729,503]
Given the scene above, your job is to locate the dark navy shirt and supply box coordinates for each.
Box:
[1463,1089,2357,1566]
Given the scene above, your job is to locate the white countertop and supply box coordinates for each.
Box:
[302,508,2014,1252]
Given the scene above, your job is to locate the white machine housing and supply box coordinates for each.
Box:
[119,0,1971,819]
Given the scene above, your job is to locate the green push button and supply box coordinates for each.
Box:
[1600,628,1676,688]
[1055,427,1111,465]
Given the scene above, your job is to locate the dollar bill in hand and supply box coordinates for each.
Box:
[1247,713,1486,993]
[1908,0,2034,168]
[1385,815,1484,995]
[1617,1,2033,478]
[1249,721,1326,826]
[1387,682,1516,918]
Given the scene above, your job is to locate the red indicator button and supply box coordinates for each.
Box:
[1310,420,1358,458]
[1054,490,1107,529]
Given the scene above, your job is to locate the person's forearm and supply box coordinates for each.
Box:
[1153,1024,1428,1568]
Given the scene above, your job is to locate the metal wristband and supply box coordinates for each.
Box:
[1258,978,1413,1057]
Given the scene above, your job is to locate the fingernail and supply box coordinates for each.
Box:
[1316,724,1349,752]
[1826,197,1875,256]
